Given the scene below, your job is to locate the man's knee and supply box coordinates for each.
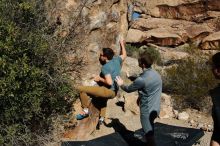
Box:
[76,86,86,92]
[101,88,115,98]
[110,92,116,98]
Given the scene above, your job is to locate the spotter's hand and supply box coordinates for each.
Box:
[115,76,124,86]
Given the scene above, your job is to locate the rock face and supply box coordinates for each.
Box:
[135,0,220,21]
[63,100,100,140]
[128,0,220,49]
[159,93,174,119]
[45,0,129,78]
[200,31,220,50]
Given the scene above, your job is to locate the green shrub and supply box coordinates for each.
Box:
[139,45,162,65]
[0,0,79,145]
[126,44,161,65]
[163,49,217,111]
[125,44,139,58]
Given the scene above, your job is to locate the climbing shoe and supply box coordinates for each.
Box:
[76,113,89,120]
[76,108,89,120]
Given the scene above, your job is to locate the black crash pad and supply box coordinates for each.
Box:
[62,121,204,146]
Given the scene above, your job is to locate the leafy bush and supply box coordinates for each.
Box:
[163,48,217,111]
[0,0,81,145]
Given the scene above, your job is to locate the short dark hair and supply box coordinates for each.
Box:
[102,48,114,60]
[212,52,220,68]
[138,51,154,68]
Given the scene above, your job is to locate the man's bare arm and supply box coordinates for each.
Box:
[119,40,127,61]
[94,74,113,86]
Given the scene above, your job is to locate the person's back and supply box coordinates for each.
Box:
[115,50,162,146]
[139,68,162,115]
[101,56,122,91]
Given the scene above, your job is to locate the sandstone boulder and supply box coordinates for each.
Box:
[200,31,220,50]
[185,23,213,43]
[122,57,142,77]
[89,11,107,31]
[131,18,195,31]
[178,111,189,121]
[123,92,140,115]
[126,29,147,43]
[134,0,220,21]
[159,93,174,119]
[63,101,100,140]
[128,18,195,46]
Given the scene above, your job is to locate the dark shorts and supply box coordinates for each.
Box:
[212,110,220,143]
[140,111,158,136]
[212,130,220,143]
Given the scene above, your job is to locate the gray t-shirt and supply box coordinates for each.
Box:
[121,68,162,115]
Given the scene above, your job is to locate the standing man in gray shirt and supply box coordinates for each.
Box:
[115,50,162,146]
